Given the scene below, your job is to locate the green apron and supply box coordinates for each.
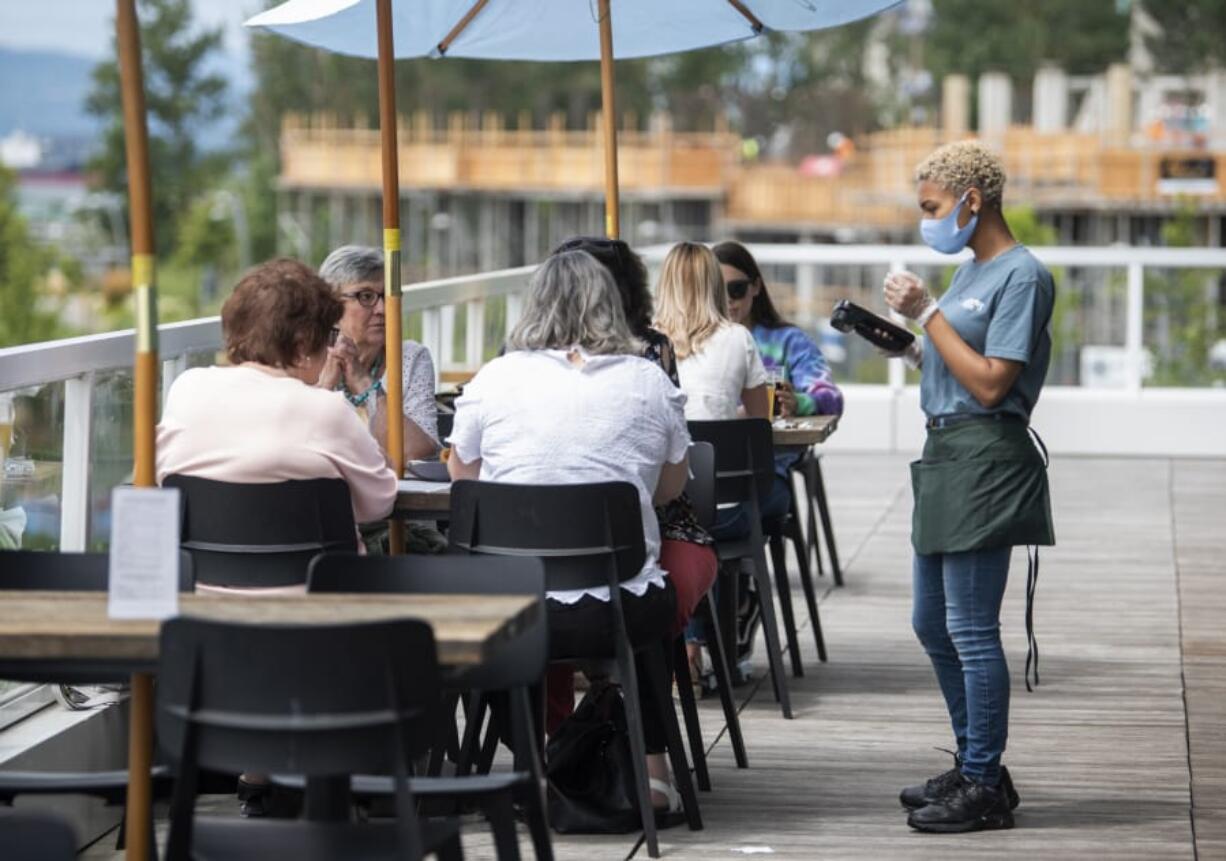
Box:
[910,418,1055,555]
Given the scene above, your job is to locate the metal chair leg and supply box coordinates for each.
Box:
[811,455,843,587]
[698,593,748,768]
[672,637,711,791]
[644,642,702,832]
[767,532,804,678]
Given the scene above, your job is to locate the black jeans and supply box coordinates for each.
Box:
[548,579,677,753]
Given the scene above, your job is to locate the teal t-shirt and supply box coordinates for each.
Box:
[920,244,1055,420]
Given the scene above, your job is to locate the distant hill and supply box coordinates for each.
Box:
[0,48,100,138]
[0,46,247,150]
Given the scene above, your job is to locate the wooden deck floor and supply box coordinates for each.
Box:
[89,454,1224,860]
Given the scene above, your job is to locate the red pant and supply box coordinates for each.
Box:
[659,539,718,635]
[545,540,717,735]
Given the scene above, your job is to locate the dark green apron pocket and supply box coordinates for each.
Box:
[911,456,1054,555]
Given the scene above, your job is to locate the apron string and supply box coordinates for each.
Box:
[1024,544,1040,692]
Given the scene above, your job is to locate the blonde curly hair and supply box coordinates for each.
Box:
[915,140,1007,207]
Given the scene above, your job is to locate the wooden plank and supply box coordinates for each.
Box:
[87,454,1218,860]
[0,592,537,668]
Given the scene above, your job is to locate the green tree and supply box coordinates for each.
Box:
[84,0,227,257]
[0,167,58,348]
[1141,1,1226,74]
[927,0,1129,84]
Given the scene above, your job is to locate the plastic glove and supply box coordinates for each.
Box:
[877,339,924,370]
[884,271,938,326]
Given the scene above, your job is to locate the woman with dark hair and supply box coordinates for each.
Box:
[713,241,843,418]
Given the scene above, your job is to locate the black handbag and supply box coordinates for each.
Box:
[545,680,639,834]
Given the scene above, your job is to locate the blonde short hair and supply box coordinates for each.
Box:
[653,242,728,360]
[915,140,1007,207]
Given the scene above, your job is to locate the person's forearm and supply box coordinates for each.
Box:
[924,313,1020,408]
[367,394,440,462]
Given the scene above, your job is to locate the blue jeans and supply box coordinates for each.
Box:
[912,547,1011,786]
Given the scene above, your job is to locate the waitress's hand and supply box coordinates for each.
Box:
[775,380,798,418]
[884,271,938,326]
[877,339,925,370]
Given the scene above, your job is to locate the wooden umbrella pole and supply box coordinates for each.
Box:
[118,0,157,489]
[376,0,406,553]
[597,0,620,239]
[116,5,158,858]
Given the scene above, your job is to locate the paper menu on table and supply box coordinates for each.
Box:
[107,486,180,620]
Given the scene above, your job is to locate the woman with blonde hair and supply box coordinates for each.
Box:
[654,241,769,422]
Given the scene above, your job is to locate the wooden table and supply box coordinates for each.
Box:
[395,478,452,520]
[395,417,840,521]
[0,590,540,860]
[771,414,839,450]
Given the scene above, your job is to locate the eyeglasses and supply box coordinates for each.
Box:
[725,278,752,300]
[340,289,383,308]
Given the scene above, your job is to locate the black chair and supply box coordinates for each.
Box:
[686,419,793,720]
[673,442,748,784]
[796,451,843,586]
[163,475,356,589]
[448,480,701,859]
[0,809,77,861]
[307,553,552,861]
[763,475,828,675]
[0,549,193,849]
[156,617,461,861]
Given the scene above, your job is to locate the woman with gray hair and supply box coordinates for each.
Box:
[448,249,693,818]
[318,245,439,461]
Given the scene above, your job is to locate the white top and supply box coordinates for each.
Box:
[449,349,690,604]
[675,322,768,420]
[156,366,399,525]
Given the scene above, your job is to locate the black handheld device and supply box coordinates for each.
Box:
[830,300,916,353]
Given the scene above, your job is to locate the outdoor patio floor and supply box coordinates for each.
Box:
[87,453,1225,860]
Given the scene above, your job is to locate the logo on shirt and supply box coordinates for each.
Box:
[960,297,986,313]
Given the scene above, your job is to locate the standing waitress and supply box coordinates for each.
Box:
[882,140,1055,833]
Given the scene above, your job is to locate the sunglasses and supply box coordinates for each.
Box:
[341,289,383,309]
[725,278,752,300]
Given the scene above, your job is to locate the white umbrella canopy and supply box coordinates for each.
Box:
[246,0,901,61]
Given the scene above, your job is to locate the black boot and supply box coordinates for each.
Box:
[901,757,1020,811]
[907,773,1015,833]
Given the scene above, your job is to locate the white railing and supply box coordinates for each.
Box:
[2,245,1225,552]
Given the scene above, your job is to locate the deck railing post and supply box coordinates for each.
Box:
[886,260,908,455]
[505,293,523,338]
[1126,261,1145,391]
[465,299,485,370]
[421,308,442,390]
[439,304,456,370]
[59,374,94,552]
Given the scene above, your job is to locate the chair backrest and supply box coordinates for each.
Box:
[307,553,547,690]
[0,810,77,861]
[162,475,355,589]
[447,480,645,595]
[0,549,194,593]
[155,616,442,778]
[685,442,717,529]
[686,419,774,508]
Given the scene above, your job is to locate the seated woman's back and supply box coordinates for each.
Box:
[156,260,397,526]
[452,349,684,501]
[675,321,765,420]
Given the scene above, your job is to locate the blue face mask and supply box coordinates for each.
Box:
[920,192,978,254]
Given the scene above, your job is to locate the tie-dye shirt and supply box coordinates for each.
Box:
[751,324,844,416]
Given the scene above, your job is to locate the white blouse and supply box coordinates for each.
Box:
[675,322,768,421]
[449,349,690,604]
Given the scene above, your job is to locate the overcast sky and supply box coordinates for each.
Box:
[0,0,260,59]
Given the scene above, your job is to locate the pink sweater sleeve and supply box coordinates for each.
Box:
[310,400,399,524]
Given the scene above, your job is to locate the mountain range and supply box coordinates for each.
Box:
[0,46,247,150]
